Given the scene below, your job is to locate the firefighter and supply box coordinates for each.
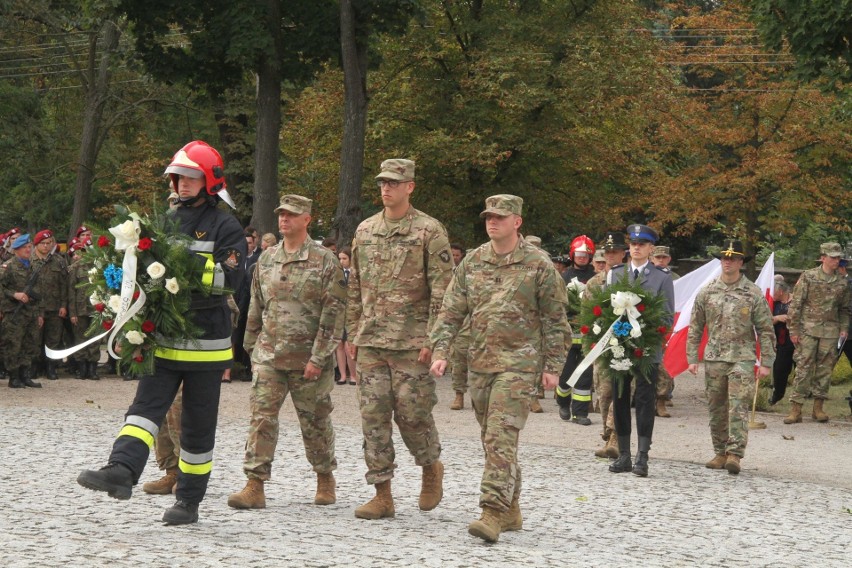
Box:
[556,235,597,423]
[77,141,246,525]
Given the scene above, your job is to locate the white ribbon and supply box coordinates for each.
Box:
[46,217,147,361]
[567,319,618,387]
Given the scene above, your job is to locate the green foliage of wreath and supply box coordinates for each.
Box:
[79,204,227,376]
[578,272,669,391]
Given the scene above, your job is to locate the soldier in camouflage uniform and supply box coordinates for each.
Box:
[449,317,471,410]
[431,195,571,543]
[687,240,775,474]
[784,242,851,424]
[32,230,68,380]
[347,159,454,520]
[0,234,43,388]
[67,239,101,379]
[651,245,679,418]
[587,232,627,459]
[227,195,346,510]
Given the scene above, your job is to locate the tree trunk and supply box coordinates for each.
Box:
[334,0,369,249]
[213,97,253,225]
[249,0,283,235]
[69,21,120,240]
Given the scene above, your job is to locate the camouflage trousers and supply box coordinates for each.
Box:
[657,365,673,398]
[243,364,337,479]
[70,315,101,362]
[154,389,183,470]
[356,347,440,484]
[468,370,535,511]
[39,311,65,351]
[704,361,754,458]
[593,362,613,439]
[1,310,39,370]
[790,335,835,404]
[449,328,471,394]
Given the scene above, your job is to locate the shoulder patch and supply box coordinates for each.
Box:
[439,250,451,264]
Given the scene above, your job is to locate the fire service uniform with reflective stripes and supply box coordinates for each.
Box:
[108,200,245,505]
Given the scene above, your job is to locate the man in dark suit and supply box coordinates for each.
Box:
[233,227,261,378]
[605,224,674,477]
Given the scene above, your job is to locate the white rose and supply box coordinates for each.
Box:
[125,330,146,345]
[89,293,101,306]
[592,323,601,335]
[147,262,166,279]
[611,345,625,359]
[108,295,122,313]
[165,277,180,294]
[108,219,140,251]
[609,337,619,347]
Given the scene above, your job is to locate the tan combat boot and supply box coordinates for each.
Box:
[536,385,545,400]
[450,392,464,410]
[142,468,177,495]
[529,398,543,413]
[354,480,395,519]
[783,401,803,424]
[227,478,266,509]
[724,454,741,475]
[315,472,336,505]
[604,431,619,459]
[705,454,726,469]
[812,399,829,422]
[656,397,671,418]
[502,498,523,532]
[419,461,444,511]
[468,506,503,542]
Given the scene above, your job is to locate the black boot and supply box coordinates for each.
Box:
[633,436,651,477]
[21,367,42,388]
[609,436,633,473]
[77,463,134,500]
[74,359,85,379]
[46,360,59,380]
[8,368,24,389]
[88,361,100,380]
[162,500,200,525]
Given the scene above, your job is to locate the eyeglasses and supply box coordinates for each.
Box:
[376,179,408,189]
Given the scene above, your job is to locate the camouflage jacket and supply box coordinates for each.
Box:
[431,238,571,375]
[346,206,454,351]
[0,257,40,314]
[32,252,68,314]
[687,275,776,367]
[787,266,851,339]
[67,259,94,318]
[245,237,347,371]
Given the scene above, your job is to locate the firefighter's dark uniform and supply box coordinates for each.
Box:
[556,264,596,418]
[107,200,245,505]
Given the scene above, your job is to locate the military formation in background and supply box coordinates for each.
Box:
[1,153,850,544]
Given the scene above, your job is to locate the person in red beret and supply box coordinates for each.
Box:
[32,229,69,381]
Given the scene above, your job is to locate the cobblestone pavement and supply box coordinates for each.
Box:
[0,400,850,567]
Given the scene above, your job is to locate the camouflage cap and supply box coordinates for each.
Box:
[819,242,843,257]
[525,235,542,248]
[375,159,415,181]
[652,245,671,258]
[274,194,313,215]
[593,249,606,262]
[480,194,523,218]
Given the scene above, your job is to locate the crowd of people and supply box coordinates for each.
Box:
[3,144,850,543]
